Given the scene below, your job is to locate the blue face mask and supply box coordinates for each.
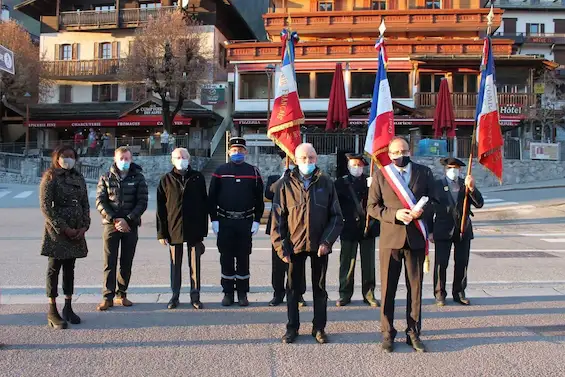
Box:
[298,163,316,176]
[230,153,245,164]
[116,160,131,171]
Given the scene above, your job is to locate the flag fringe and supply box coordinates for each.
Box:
[267,118,305,135]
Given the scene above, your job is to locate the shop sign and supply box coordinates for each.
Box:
[530,142,560,160]
[134,104,163,115]
[201,84,226,106]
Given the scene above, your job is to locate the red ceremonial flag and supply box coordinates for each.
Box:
[475,36,503,182]
[267,29,304,161]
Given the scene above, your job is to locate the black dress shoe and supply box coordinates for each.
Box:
[363,297,380,307]
[312,330,328,344]
[435,298,446,307]
[167,299,179,310]
[282,330,298,344]
[298,296,307,307]
[191,301,204,309]
[238,292,249,307]
[406,333,426,352]
[381,338,394,353]
[269,296,284,306]
[221,293,234,306]
[454,292,471,305]
[335,298,351,307]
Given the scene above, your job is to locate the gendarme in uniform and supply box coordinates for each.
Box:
[208,137,264,306]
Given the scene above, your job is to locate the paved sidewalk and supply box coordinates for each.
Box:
[482,178,565,193]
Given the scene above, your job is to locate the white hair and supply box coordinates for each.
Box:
[295,143,317,156]
[171,147,190,160]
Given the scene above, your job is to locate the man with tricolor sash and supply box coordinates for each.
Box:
[364,25,436,353]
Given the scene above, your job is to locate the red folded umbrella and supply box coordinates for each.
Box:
[433,79,456,138]
[326,63,349,131]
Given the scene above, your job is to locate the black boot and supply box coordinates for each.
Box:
[47,303,68,329]
[221,293,234,306]
[238,292,249,307]
[62,299,81,324]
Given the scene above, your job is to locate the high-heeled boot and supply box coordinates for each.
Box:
[47,303,68,329]
[62,298,81,325]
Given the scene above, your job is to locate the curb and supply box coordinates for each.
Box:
[483,184,565,193]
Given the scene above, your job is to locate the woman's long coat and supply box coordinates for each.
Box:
[40,168,90,259]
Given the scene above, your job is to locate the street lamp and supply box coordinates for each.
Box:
[265,64,275,126]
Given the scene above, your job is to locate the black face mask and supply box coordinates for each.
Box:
[392,155,411,168]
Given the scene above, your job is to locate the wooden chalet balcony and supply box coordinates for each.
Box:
[58,6,176,30]
[414,92,536,118]
[227,39,514,61]
[264,9,503,37]
[43,59,121,79]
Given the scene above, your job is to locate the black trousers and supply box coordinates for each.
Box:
[287,252,328,332]
[217,218,252,293]
[338,238,376,301]
[380,245,425,338]
[433,237,471,300]
[170,242,203,302]
[102,225,139,300]
[272,246,306,298]
[46,257,76,298]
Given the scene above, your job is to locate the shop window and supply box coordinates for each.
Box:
[59,85,72,104]
[92,84,118,102]
[371,0,386,10]
[315,72,333,98]
[318,1,333,11]
[239,73,269,99]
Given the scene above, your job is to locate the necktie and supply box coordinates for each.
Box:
[400,169,406,183]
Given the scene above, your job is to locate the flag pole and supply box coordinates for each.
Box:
[285,12,292,169]
[364,19,386,237]
[460,6,494,237]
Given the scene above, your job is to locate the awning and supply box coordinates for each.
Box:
[26,115,192,128]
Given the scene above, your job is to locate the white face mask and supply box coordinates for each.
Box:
[174,159,189,171]
[446,168,460,181]
[348,166,363,177]
[59,157,75,170]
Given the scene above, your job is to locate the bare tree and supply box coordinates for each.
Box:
[120,10,213,132]
[0,20,52,141]
[531,67,565,142]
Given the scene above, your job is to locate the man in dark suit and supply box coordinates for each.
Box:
[431,157,484,307]
[367,137,435,353]
[334,153,380,307]
[265,153,305,307]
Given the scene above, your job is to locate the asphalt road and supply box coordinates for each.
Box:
[1,184,564,377]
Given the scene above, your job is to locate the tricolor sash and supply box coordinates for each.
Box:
[381,163,429,256]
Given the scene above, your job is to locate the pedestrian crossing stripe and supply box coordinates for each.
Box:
[0,191,11,199]
[13,191,32,199]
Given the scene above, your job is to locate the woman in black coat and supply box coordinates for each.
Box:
[40,145,90,329]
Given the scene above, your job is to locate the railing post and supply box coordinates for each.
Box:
[355,134,360,153]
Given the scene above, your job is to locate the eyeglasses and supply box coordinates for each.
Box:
[389,150,410,157]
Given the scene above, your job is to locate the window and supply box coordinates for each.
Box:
[92,84,118,102]
[61,44,72,60]
[218,43,227,69]
[389,72,410,98]
[371,0,387,10]
[453,74,477,93]
[95,5,115,11]
[101,42,112,59]
[126,85,146,102]
[239,73,269,99]
[419,73,445,92]
[425,0,441,9]
[140,2,161,9]
[526,23,545,35]
[315,72,333,98]
[59,85,72,103]
[318,1,333,11]
[296,73,310,98]
[351,72,376,99]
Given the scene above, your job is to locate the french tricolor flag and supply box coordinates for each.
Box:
[364,37,395,166]
[475,36,504,182]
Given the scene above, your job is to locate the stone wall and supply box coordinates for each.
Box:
[1,153,563,188]
[79,156,210,186]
